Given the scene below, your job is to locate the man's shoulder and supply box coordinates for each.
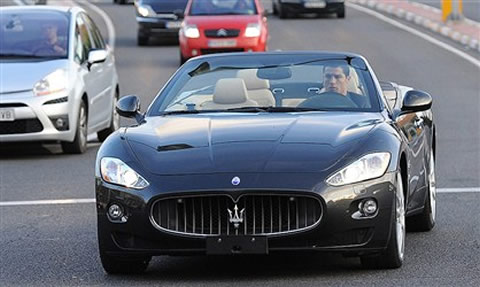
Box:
[347,92,367,107]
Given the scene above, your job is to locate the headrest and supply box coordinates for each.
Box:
[213,78,249,104]
[236,69,270,90]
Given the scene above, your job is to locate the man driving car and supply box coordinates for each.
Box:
[323,63,367,108]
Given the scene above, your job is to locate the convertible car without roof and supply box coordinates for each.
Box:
[95,51,436,273]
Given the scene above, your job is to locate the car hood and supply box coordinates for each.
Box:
[126,113,383,175]
[0,59,67,94]
[185,15,260,29]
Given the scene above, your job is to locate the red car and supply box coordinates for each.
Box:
[179,0,268,64]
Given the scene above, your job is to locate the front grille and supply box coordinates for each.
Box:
[151,194,323,237]
[0,103,27,108]
[205,29,240,38]
[0,119,43,134]
[200,48,244,55]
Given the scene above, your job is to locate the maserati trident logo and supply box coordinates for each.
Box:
[231,176,240,186]
[217,28,228,37]
[227,204,245,229]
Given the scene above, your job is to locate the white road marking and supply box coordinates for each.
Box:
[437,187,480,193]
[347,2,480,69]
[0,188,479,207]
[0,198,95,207]
[76,0,116,50]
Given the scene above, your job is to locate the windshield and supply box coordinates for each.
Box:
[189,0,257,16]
[140,0,188,13]
[150,59,380,115]
[0,10,70,59]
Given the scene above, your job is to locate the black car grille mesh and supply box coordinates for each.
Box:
[0,119,43,134]
[204,29,240,38]
[151,194,322,236]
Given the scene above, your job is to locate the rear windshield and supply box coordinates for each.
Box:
[189,0,257,16]
[140,0,188,13]
[0,10,70,59]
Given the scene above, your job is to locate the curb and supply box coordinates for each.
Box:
[349,0,480,53]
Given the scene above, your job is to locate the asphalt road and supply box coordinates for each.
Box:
[1,0,480,286]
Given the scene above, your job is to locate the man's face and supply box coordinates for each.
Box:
[43,25,58,42]
[323,66,350,96]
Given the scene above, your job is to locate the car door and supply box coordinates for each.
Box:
[82,14,115,130]
[74,15,100,132]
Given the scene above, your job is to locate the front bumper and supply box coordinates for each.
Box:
[96,171,397,256]
[137,17,181,38]
[179,35,266,59]
[0,90,75,142]
[281,1,344,14]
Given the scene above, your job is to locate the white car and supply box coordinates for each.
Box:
[0,6,119,153]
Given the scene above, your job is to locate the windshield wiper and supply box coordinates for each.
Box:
[226,106,324,113]
[0,53,42,58]
[0,53,64,59]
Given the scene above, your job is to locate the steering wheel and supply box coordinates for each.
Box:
[297,91,358,109]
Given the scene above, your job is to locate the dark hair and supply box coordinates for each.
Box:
[323,63,350,77]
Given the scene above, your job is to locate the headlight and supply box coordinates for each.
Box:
[33,69,67,96]
[137,4,155,17]
[326,152,391,186]
[245,23,261,37]
[183,24,200,38]
[100,157,149,189]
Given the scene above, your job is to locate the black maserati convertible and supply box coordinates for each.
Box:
[95,51,436,273]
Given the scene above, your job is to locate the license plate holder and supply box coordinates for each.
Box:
[304,1,326,8]
[206,236,268,255]
[207,39,237,48]
[0,108,15,121]
[165,21,181,29]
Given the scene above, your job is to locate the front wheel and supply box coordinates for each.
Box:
[99,251,151,274]
[137,35,149,46]
[407,150,436,231]
[62,101,87,154]
[361,172,405,269]
[337,5,345,18]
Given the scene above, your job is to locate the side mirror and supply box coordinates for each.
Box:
[116,95,144,123]
[400,90,432,115]
[173,9,184,19]
[87,49,108,69]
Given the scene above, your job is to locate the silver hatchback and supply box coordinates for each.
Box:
[0,6,119,153]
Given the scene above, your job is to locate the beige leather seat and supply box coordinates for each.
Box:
[236,69,275,107]
[201,78,258,110]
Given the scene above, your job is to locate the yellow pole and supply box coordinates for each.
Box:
[441,0,452,22]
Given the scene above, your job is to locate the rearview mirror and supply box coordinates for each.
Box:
[116,95,144,123]
[87,49,107,69]
[400,90,432,114]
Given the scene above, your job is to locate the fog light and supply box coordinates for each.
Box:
[50,115,69,131]
[192,49,198,56]
[56,118,64,127]
[361,199,378,216]
[247,49,253,52]
[108,204,123,219]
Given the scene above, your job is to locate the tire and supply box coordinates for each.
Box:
[99,251,151,274]
[62,101,87,154]
[180,52,187,65]
[361,172,405,269]
[137,35,149,46]
[337,5,345,18]
[279,4,289,19]
[97,90,120,142]
[407,150,436,231]
[118,0,127,4]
